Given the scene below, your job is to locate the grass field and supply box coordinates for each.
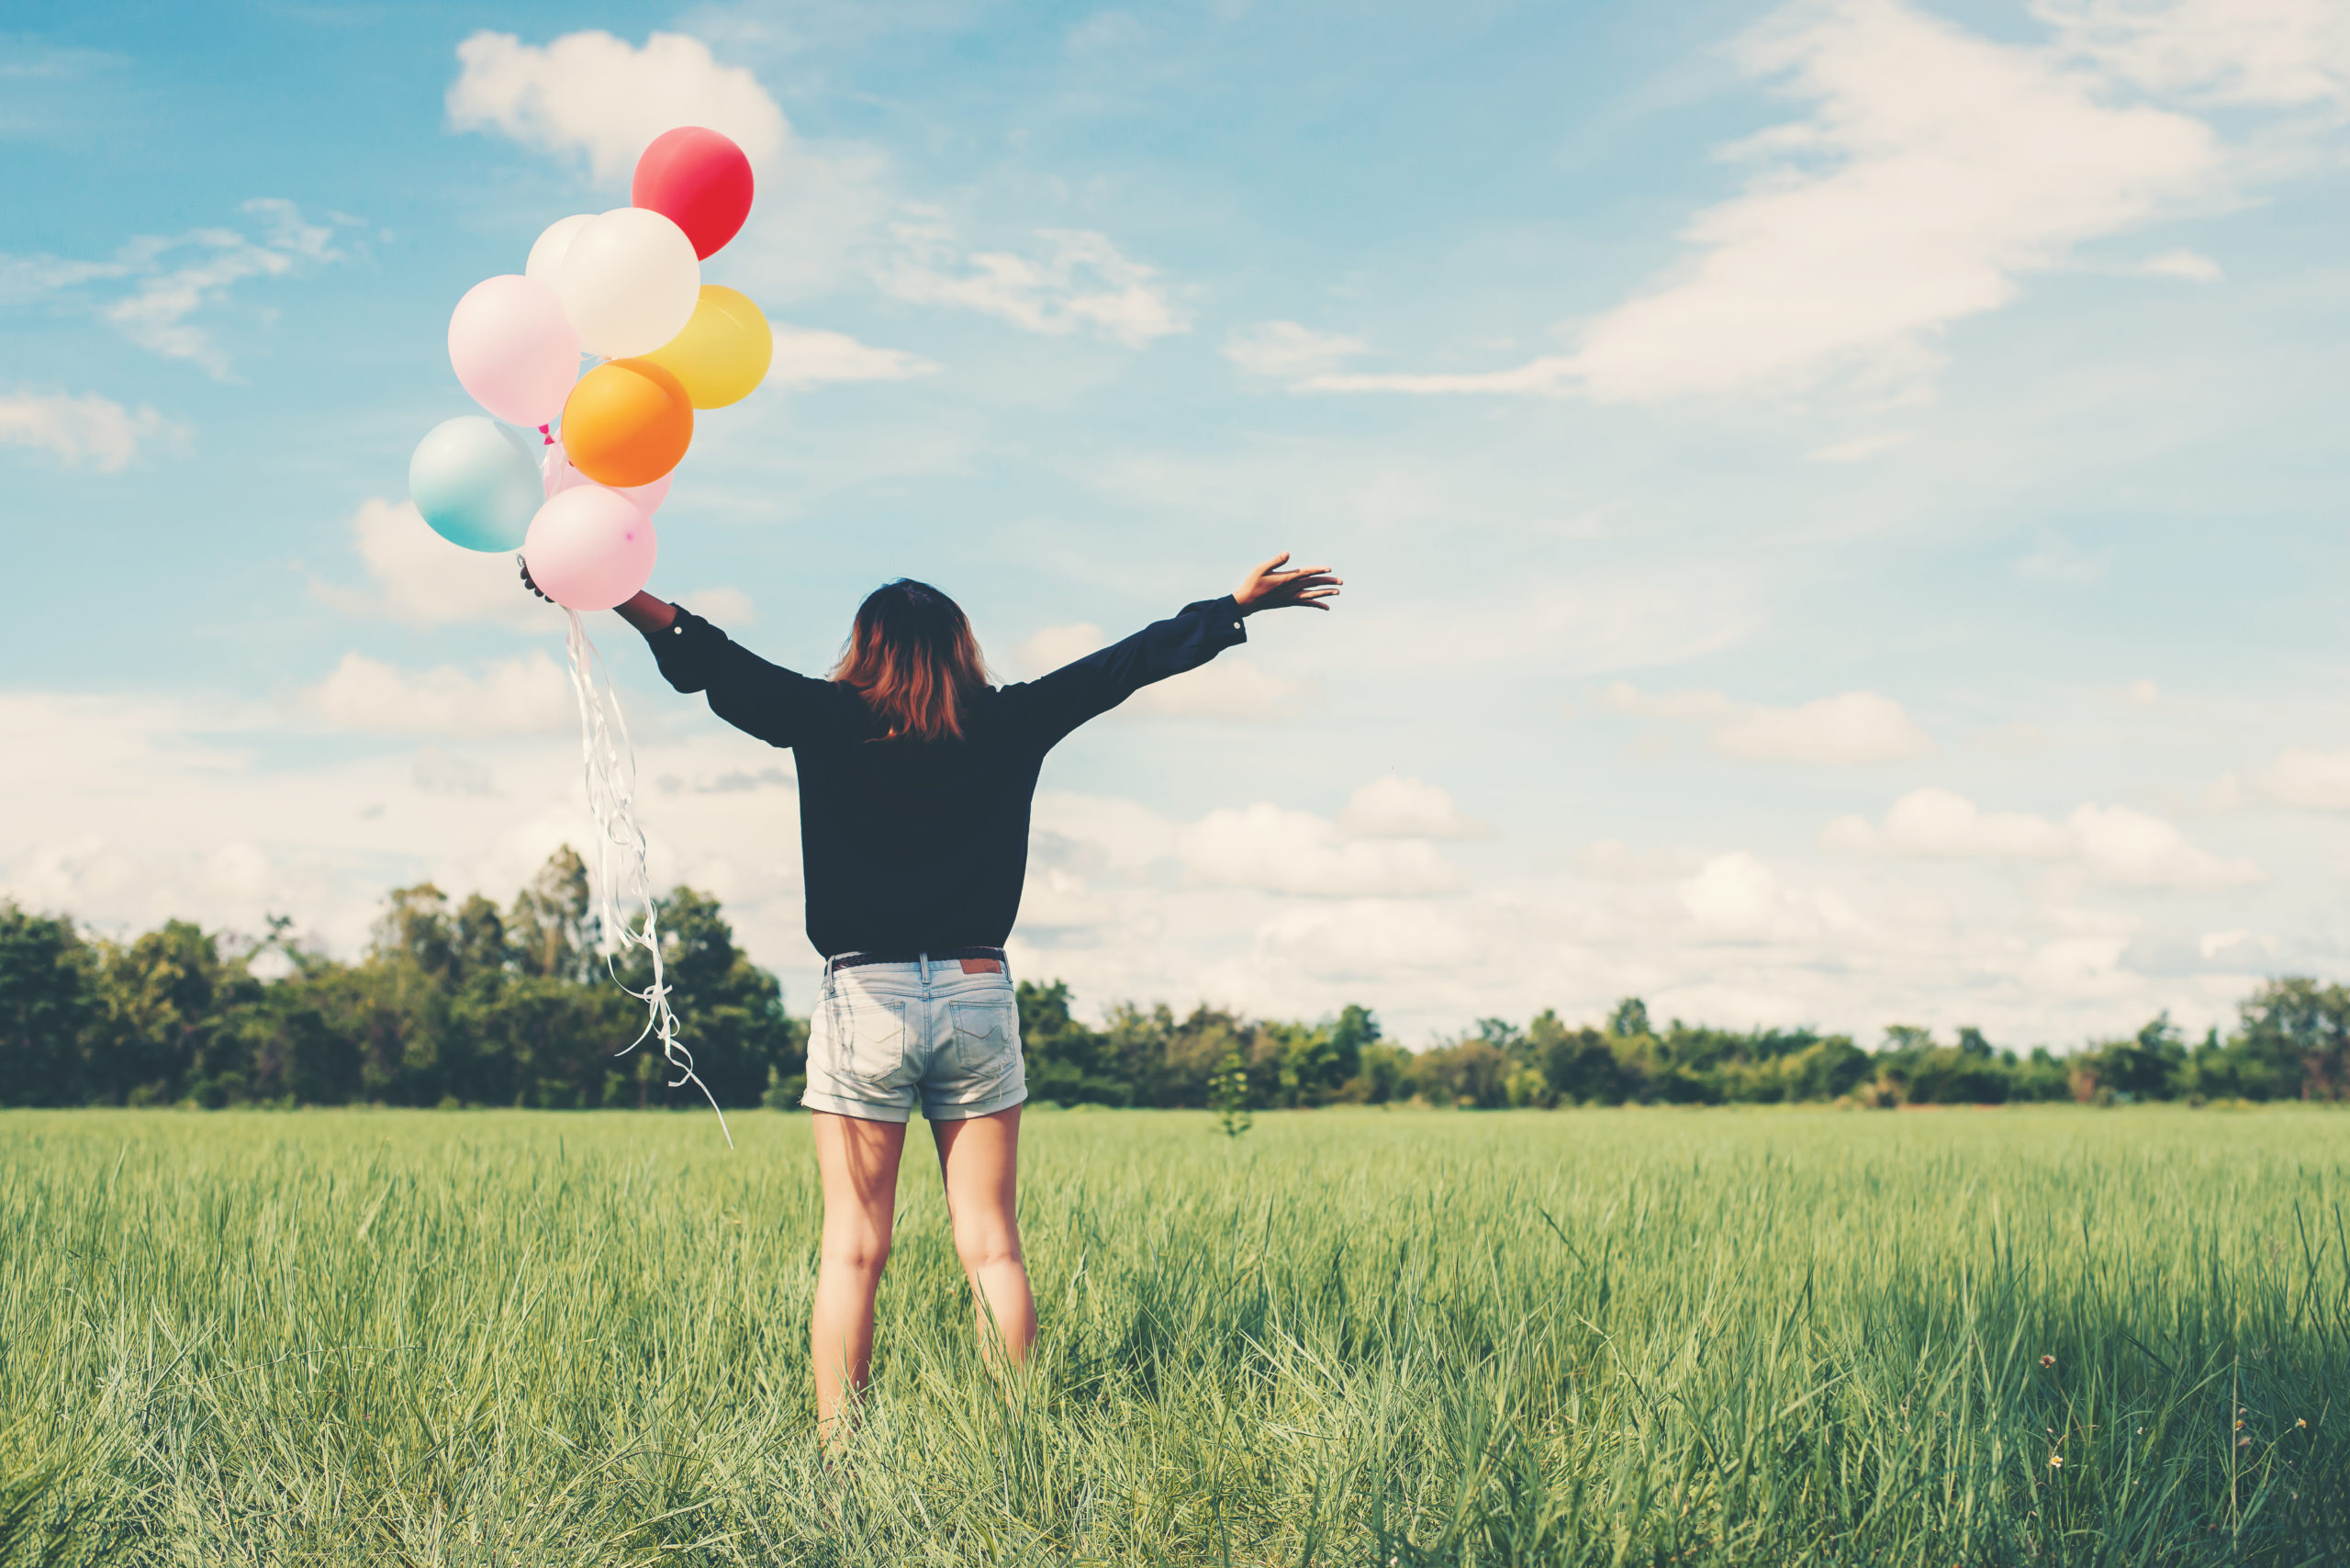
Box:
[1,1106,2344,1566]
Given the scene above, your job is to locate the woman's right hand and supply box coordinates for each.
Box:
[1235,552,1342,614]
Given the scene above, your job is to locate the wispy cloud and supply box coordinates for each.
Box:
[768,322,937,387]
[877,211,1188,347]
[1289,0,2238,404]
[2,199,353,378]
[2037,0,2350,108]
[0,389,183,470]
[1223,320,1370,381]
[1604,681,1934,766]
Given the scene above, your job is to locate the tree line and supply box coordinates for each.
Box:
[2,848,2344,1111]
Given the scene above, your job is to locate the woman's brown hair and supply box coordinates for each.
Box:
[831,578,992,741]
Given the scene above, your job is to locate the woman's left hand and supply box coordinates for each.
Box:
[1235,552,1342,614]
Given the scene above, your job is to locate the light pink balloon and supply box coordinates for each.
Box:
[539,441,670,514]
[522,487,658,611]
[448,274,580,427]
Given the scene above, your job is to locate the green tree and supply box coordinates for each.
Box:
[0,903,101,1105]
[2229,978,2350,1100]
[622,887,803,1108]
[1017,980,1130,1106]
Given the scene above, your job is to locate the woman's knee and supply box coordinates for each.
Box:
[952,1221,1023,1273]
[822,1229,892,1277]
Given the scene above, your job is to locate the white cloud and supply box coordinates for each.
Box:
[3,200,350,377]
[877,211,1187,347]
[446,30,789,180]
[1718,693,1935,765]
[1223,320,1370,381]
[1299,0,2227,403]
[2199,927,2276,961]
[2249,746,2350,811]
[2121,678,2160,707]
[296,651,575,736]
[1824,787,2264,888]
[308,498,555,632]
[1823,786,2074,858]
[412,747,496,797]
[2142,246,2223,281]
[2038,0,2350,107]
[2070,802,2263,888]
[1012,622,1310,719]
[0,390,181,470]
[1679,851,1862,942]
[769,323,937,387]
[1180,802,1464,898]
[1337,776,1490,840]
[1032,790,1181,872]
[1250,902,1480,980]
[1604,681,1934,765]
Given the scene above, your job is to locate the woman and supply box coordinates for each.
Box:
[576,554,1338,1428]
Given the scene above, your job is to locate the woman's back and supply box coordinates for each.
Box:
[643,589,1251,957]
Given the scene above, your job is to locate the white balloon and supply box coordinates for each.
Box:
[524,213,595,288]
[555,207,700,358]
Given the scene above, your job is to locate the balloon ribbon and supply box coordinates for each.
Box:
[561,608,733,1147]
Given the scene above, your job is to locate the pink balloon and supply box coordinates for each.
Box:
[539,441,670,514]
[448,274,579,427]
[522,487,658,610]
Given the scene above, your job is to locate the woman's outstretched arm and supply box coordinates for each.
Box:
[1012,552,1341,745]
[526,567,824,750]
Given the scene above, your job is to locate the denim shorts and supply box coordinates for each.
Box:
[801,958,1028,1124]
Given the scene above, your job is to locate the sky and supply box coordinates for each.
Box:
[6,0,2350,1047]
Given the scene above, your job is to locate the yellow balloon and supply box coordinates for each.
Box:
[642,285,772,409]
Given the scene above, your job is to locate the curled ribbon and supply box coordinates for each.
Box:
[561,607,733,1148]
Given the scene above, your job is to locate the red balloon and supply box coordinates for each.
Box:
[632,129,755,260]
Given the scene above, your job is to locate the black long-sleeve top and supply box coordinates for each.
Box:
[643,596,1248,959]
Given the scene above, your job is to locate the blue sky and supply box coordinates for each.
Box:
[6,0,2350,1044]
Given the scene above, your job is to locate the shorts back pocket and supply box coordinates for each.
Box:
[832,995,912,1090]
[948,1000,1019,1085]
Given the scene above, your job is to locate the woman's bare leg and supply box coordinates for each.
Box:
[811,1111,908,1434]
[931,1105,1036,1364]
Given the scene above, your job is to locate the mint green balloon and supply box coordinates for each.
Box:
[408,417,542,552]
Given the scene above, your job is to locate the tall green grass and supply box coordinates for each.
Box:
[0,1106,2343,1565]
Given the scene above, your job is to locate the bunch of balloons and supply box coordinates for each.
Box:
[407,128,772,610]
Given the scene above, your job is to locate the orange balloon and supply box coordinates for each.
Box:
[560,359,693,487]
